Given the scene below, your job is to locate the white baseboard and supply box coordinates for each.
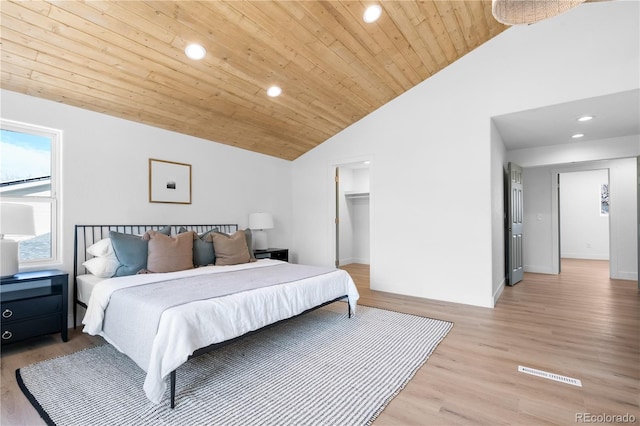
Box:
[524,264,636,281]
[611,271,638,281]
[493,278,505,307]
[561,253,610,260]
[524,265,555,274]
[340,258,370,266]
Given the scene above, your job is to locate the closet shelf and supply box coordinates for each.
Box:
[344,191,369,199]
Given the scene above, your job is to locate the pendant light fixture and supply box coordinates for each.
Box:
[492,0,586,25]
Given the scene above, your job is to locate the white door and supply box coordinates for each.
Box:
[507,162,524,285]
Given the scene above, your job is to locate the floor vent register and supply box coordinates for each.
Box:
[518,365,582,387]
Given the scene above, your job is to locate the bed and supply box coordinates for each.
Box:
[73,224,359,408]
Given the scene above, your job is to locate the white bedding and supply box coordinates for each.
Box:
[76,274,104,305]
[82,259,359,404]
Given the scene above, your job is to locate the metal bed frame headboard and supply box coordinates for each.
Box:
[73,224,238,327]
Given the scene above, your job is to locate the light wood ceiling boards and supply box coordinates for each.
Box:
[0,1,507,160]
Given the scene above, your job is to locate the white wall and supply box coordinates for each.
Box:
[338,168,355,264]
[608,158,638,280]
[523,158,637,280]
[1,89,293,321]
[351,168,370,194]
[292,1,639,307]
[491,120,507,305]
[350,168,371,264]
[508,134,639,168]
[560,170,610,260]
[521,166,554,274]
[348,196,370,264]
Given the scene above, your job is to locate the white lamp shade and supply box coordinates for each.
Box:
[249,212,274,230]
[0,203,35,277]
[1,239,19,277]
[0,203,36,237]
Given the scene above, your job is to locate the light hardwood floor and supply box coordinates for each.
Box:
[1,259,638,425]
[343,260,639,425]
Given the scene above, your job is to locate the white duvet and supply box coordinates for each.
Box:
[82,259,359,404]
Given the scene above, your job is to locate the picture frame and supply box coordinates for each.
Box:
[149,158,192,204]
[600,183,609,216]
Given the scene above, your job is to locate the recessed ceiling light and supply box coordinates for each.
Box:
[577,115,594,122]
[363,5,382,23]
[572,133,585,139]
[185,43,206,60]
[267,86,282,97]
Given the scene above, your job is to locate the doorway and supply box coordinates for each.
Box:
[557,169,610,273]
[333,161,371,269]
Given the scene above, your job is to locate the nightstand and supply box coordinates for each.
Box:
[0,269,68,344]
[254,248,289,262]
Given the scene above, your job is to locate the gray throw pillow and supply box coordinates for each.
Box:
[243,228,256,261]
[110,226,171,276]
[179,227,218,266]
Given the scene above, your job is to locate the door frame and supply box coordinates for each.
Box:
[327,156,374,275]
[550,164,612,276]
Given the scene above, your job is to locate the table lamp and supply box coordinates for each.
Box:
[249,212,274,251]
[1,203,36,278]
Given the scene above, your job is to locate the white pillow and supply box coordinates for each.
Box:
[84,238,119,277]
[87,238,114,257]
[82,256,119,278]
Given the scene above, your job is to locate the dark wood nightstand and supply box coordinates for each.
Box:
[0,269,68,344]
[254,248,289,262]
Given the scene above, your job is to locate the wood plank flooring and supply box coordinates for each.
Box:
[1,259,638,425]
[343,260,639,425]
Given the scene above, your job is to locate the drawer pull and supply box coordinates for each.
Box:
[2,331,12,340]
[2,309,12,319]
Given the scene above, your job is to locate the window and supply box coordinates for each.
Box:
[0,119,60,266]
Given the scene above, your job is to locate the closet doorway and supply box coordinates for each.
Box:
[334,161,371,269]
[558,169,610,272]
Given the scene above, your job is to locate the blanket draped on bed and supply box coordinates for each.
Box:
[103,263,339,370]
[82,260,359,403]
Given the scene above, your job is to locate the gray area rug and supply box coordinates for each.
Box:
[17,304,452,426]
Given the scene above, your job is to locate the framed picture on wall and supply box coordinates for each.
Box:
[600,183,609,215]
[149,158,192,204]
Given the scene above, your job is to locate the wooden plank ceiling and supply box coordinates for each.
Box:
[1,1,506,160]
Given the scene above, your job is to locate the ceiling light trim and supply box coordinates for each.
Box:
[267,86,282,97]
[363,5,382,23]
[185,43,206,60]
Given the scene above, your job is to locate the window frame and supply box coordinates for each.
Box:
[1,119,61,268]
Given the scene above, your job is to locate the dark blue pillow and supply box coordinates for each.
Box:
[179,227,217,266]
[110,226,171,276]
[243,228,255,261]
